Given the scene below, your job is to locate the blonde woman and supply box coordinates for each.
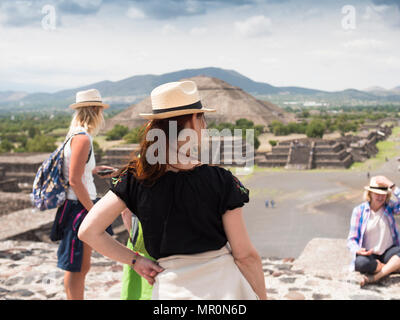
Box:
[52,89,115,300]
[79,81,267,300]
[347,176,400,286]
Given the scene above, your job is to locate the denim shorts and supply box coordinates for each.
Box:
[52,199,113,272]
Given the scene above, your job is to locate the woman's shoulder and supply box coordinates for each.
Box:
[199,165,248,194]
[198,164,236,180]
[353,202,369,214]
[200,164,232,174]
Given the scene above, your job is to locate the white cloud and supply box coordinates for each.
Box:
[380,56,400,68]
[1,1,400,93]
[362,5,388,21]
[190,27,207,36]
[162,23,178,35]
[126,7,146,20]
[342,38,385,50]
[185,0,203,14]
[260,57,279,65]
[235,15,271,37]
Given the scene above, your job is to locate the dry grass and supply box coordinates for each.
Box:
[94,135,126,150]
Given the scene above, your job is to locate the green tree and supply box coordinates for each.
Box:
[26,135,57,152]
[306,119,326,138]
[106,125,129,141]
[0,139,14,153]
[124,126,145,144]
[28,126,41,138]
[271,122,289,136]
[235,118,254,128]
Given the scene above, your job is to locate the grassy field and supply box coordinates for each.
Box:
[94,135,127,150]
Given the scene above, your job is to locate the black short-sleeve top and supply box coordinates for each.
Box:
[110,164,249,260]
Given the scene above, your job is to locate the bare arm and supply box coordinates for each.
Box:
[78,191,163,285]
[222,207,267,300]
[69,134,94,211]
[121,208,132,233]
[375,176,400,215]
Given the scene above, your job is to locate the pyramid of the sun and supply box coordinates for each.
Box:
[103,76,295,132]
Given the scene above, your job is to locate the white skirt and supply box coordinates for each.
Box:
[152,245,258,300]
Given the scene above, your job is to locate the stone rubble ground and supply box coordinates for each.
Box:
[1,240,399,300]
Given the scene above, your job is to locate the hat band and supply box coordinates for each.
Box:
[369,186,388,191]
[152,101,203,114]
[76,100,103,104]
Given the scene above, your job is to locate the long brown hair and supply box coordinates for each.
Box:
[118,113,204,185]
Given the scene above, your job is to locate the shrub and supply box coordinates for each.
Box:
[269,140,277,147]
[106,125,129,141]
[306,119,326,138]
[124,126,145,144]
[0,139,14,153]
[26,135,57,152]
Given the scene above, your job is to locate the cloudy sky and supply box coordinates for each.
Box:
[0,0,399,93]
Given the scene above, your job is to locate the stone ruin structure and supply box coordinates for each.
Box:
[256,139,353,169]
[100,136,254,169]
[0,153,49,215]
[256,124,394,170]
[337,126,392,162]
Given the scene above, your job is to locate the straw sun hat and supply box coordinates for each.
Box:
[139,80,216,120]
[364,176,391,195]
[69,89,110,110]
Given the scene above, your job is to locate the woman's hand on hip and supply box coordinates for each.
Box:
[133,256,164,285]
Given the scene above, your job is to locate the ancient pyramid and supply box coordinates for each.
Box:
[103,76,295,132]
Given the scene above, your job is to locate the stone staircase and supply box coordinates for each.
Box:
[100,138,255,168]
[286,143,312,170]
[99,144,140,168]
[259,139,354,169]
[312,141,353,169]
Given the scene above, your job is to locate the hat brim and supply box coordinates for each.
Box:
[139,107,216,120]
[69,101,110,110]
[364,186,390,195]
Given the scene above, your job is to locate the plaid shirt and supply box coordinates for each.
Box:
[347,187,400,271]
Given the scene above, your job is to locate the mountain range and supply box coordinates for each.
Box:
[0,67,399,112]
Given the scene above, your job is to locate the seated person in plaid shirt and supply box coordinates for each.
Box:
[347,176,400,286]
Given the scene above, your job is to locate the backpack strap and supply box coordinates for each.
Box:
[64,132,93,164]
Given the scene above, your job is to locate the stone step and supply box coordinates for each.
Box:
[257,160,286,167]
[266,153,288,160]
[314,154,353,168]
[104,145,140,157]
[314,149,349,161]
[0,207,57,241]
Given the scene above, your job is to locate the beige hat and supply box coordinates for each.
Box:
[69,89,110,110]
[364,176,390,195]
[139,80,216,120]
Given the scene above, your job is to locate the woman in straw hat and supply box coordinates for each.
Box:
[79,80,267,299]
[54,89,115,299]
[347,175,400,286]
